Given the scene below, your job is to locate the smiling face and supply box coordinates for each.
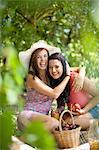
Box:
[31,48,48,71]
[49,59,63,79]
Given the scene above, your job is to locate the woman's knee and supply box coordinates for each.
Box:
[17,111,31,131]
[17,111,59,132]
[51,117,59,127]
[45,117,59,132]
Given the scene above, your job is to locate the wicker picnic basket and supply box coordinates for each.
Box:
[53,110,81,149]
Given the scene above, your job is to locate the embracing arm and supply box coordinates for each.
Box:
[26,74,70,100]
[72,67,86,92]
[78,67,86,78]
[66,61,86,92]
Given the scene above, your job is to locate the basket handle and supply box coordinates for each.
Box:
[59,110,74,132]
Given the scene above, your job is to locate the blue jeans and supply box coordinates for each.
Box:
[89,104,99,119]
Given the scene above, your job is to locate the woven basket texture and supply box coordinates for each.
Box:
[53,110,81,149]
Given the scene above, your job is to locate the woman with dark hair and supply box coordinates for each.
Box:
[48,53,70,109]
[48,53,99,129]
[17,40,70,132]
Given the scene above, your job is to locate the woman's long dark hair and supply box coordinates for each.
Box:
[48,53,70,108]
[28,48,49,79]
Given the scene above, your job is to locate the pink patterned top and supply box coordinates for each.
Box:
[24,88,52,115]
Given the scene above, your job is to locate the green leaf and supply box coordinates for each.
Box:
[23,121,56,150]
[0,111,14,150]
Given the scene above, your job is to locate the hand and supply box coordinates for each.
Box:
[70,103,81,115]
[72,74,84,92]
[76,109,86,115]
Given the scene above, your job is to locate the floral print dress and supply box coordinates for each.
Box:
[24,88,52,115]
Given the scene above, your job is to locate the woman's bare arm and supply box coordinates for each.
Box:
[72,67,86,92]
[83,98,98,112]
[26,74,70,100]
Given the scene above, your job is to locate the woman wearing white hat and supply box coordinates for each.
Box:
[17,40,70,132]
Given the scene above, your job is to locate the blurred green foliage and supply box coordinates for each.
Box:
[23,121,56,150]
[0,46,56,149]
[0,0,99,149]
[0,0,99,77]
[0,46,25,149]
[0,111,14,150]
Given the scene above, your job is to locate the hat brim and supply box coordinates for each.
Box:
[19,40,61,69]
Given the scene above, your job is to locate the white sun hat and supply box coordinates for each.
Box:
[19,40,61,70]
